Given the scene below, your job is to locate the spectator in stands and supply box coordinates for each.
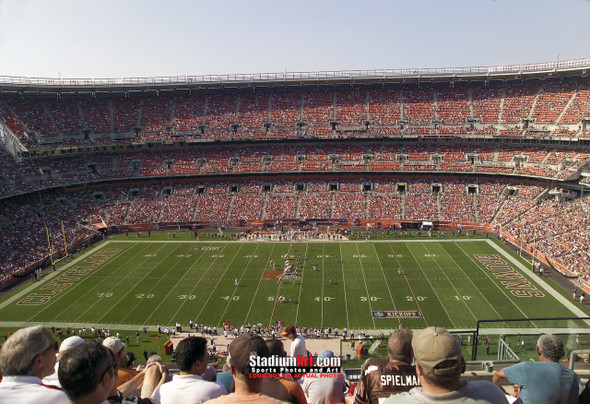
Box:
[43,335,84,388]
[492,334,579,404]
[265,338,307,404]
[58,340,117,403]
[386,326,507,404]
[282,325,307,358]
[0,325,69,403]
[205,333,286,404]
[152,336,226,404]
[103,336,138,386]
[354,329,419,403]
[301,350,347,404]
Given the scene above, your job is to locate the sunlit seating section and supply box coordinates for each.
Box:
[436,87,470,125]
[302,89,333,127]
[402,87,434,125]
[112,96,141,132]
[531,82,577,124]
[501,83,537,124]
[334,88,366,126]
[471,87,502,124]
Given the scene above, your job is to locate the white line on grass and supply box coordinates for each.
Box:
[97,243,184,324]
[453,241,533,326]
[150,246,209,325]
[0,241,114,311]
[193,244,245,324]
[320,244,325,328]
[244,244,277,325]
[443,242,504,320]
[406,244,456,328]
[421,243,479,327]
[216,244,262,326]
[338,243,350,329]
[371,243,400,327]
[355,243,376,329]
[294,243,309,325]
[49,243,159,323]
[485,239,589,320]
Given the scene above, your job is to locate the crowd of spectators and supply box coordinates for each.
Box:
[5,174,590,284]
[0,143,585,200]
[2,80,590,150]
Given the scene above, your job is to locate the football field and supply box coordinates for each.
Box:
[0,236,588,333]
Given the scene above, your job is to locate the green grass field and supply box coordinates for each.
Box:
[1,233,588,337]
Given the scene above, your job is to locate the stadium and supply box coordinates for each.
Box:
[2,57,590,399]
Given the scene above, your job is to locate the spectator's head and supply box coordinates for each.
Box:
[229,333,269,384]
[146,354,163,365]
[58,340,117,403]
[58,336,84,360]
[102,336,125,365]
[202,364,217,382]
[318,349,336,367]
[266,339,286,357]
[536,334,565,362]
[412,327,463,392]
[123,351,136,369]
[0,325,58,378]
[281,325,297,341]
[175,336,209,375]
[387,329,413,363]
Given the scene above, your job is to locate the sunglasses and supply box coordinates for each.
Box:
[27,340,59,375]
[43,340,59,354]
[98,356,118,384]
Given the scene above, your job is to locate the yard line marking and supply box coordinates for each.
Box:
[371,243,398,313]
[387,243,429,327]
[421,242,479,327]
[406,244,456,328]
[0,241,116,311]
[294,243,309,325]
[76,243,169,324]
[119,245,189,324]
[46,242,155,323]
[217,244,261,326]
[193,244,245,324]
[152,246,209,325]
[338,243,350,329]
[443,242,505,322]
[320,244,325,328]
[355,243,376,329]
[245,244,276,326]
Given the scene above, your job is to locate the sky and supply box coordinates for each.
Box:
[0,0,589,79]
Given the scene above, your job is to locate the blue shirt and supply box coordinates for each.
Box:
[503,361,579,404]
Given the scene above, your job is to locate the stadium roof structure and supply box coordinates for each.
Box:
[1,58,589,95]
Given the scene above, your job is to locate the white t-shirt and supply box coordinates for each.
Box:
[290,334,307,358]
[0,375,69,404]
[152,374,227,404]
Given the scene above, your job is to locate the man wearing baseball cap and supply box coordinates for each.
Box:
[103,336,139,386]
[385,326,508,403]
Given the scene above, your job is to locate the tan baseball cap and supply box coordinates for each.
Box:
[412,327,462,375]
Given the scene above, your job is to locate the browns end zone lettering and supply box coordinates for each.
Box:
[474,254,544,298]
[17,248,122,306]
